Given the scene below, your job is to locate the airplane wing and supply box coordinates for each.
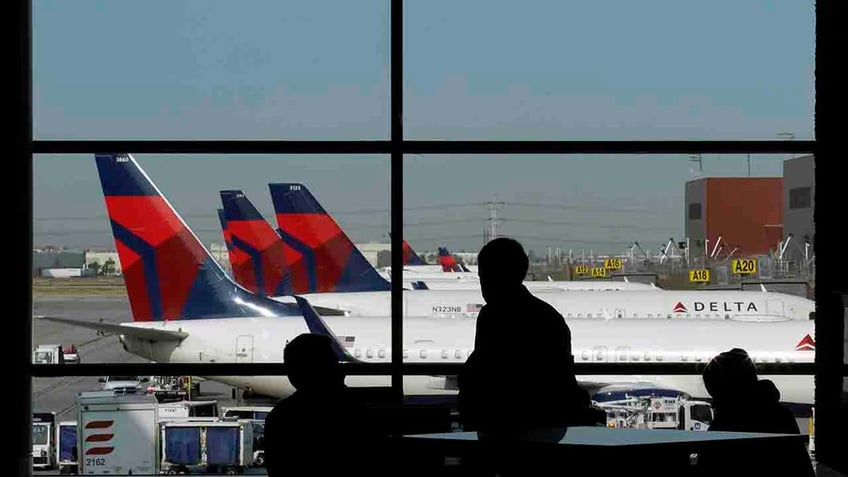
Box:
[35,315,188,341]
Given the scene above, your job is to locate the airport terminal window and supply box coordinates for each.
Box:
[24,1,841,473]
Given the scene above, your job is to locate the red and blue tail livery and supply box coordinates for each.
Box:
[438,246,462,272]
[402,240,427,265]
[269,183,391,293]
[94,153,300,321]
[217,209,234,252]
[220,190,292,297]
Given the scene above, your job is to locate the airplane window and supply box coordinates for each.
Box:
[581,351,590,361]
[366,349,374,359]
[644,352,651,361]
[631,353,640,361]
[681,354,688,361]
[656,354,663,361]
[578,313,583,318]
[567,313,572,318]
[454,350,462,359]
[441,350,449,359]
[378,349,386,359]
[648,314,653,318]
[667,314,672,319]
[587,314,592,318]
[402,349,409,359]
[633,313,638,318]
[419,350,427,359]
[354,348,362,358]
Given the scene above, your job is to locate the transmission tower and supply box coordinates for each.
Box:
[483,198,505,245]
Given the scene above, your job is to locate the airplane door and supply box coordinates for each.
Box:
[235,335,254,363]
[766,299,784,318]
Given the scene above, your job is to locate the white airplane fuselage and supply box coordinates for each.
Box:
[274,289,815,322]
[118,316,815,405]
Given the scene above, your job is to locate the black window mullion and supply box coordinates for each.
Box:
[390,0,404,400]
[16,0,32,474]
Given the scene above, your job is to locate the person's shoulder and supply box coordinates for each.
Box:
[528,292,567,322]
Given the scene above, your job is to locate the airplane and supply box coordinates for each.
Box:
[40,153,813,410]
[262,182,658,294]
[402,239,427,266]
[254,183,813,320]
[219,187,662,298]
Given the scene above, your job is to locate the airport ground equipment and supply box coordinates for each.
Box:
[57,420,78,474]
[157,400,220,422]
[76,390,159,475]
[159,419,254,475]
[595,395,713,431]
[32,411,57,470]
[33,344,68,364]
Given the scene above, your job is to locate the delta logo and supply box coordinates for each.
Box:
[794,334,815,352]
[672,301,759,313]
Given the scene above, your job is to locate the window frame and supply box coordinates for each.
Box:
[16,0,847,473]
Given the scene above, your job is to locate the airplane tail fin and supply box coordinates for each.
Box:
[94,153,300,321]
[402,240,427,265]
[220,190,293,297]
[217,209,234,252]
[268,183,391,293]
[438,246,461,272]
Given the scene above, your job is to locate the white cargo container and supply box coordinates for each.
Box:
[76,391,158,475]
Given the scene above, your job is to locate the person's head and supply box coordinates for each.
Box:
[284,333,344,392]
[477,237,529,304]
[702,348,758,407]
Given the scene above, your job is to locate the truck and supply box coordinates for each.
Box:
[33,344,67,364]
[158,400,220,422]
[98,375,147,394]
[62,344,80,364]
[57,420,79,474]
[159,420,254,474]
[594,393,713,431]
[76,390,159,475]
[142,376,189,401]
[32,412,57,470]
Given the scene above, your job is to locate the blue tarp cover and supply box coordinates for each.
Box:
[206,427,239,465]
[60,425,77,461]
[165,427,201,465]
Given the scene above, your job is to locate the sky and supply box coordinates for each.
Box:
[32,1,814,255]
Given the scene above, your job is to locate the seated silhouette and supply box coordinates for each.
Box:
[458,237,597,435]
[263,333,382,476]
[702,347,798,434]
[696,348,812,477]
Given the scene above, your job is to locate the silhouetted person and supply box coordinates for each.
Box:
[263,333,382,476]
[697,348,812,477]
[702,348,798,434]
[458,237,593,434]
